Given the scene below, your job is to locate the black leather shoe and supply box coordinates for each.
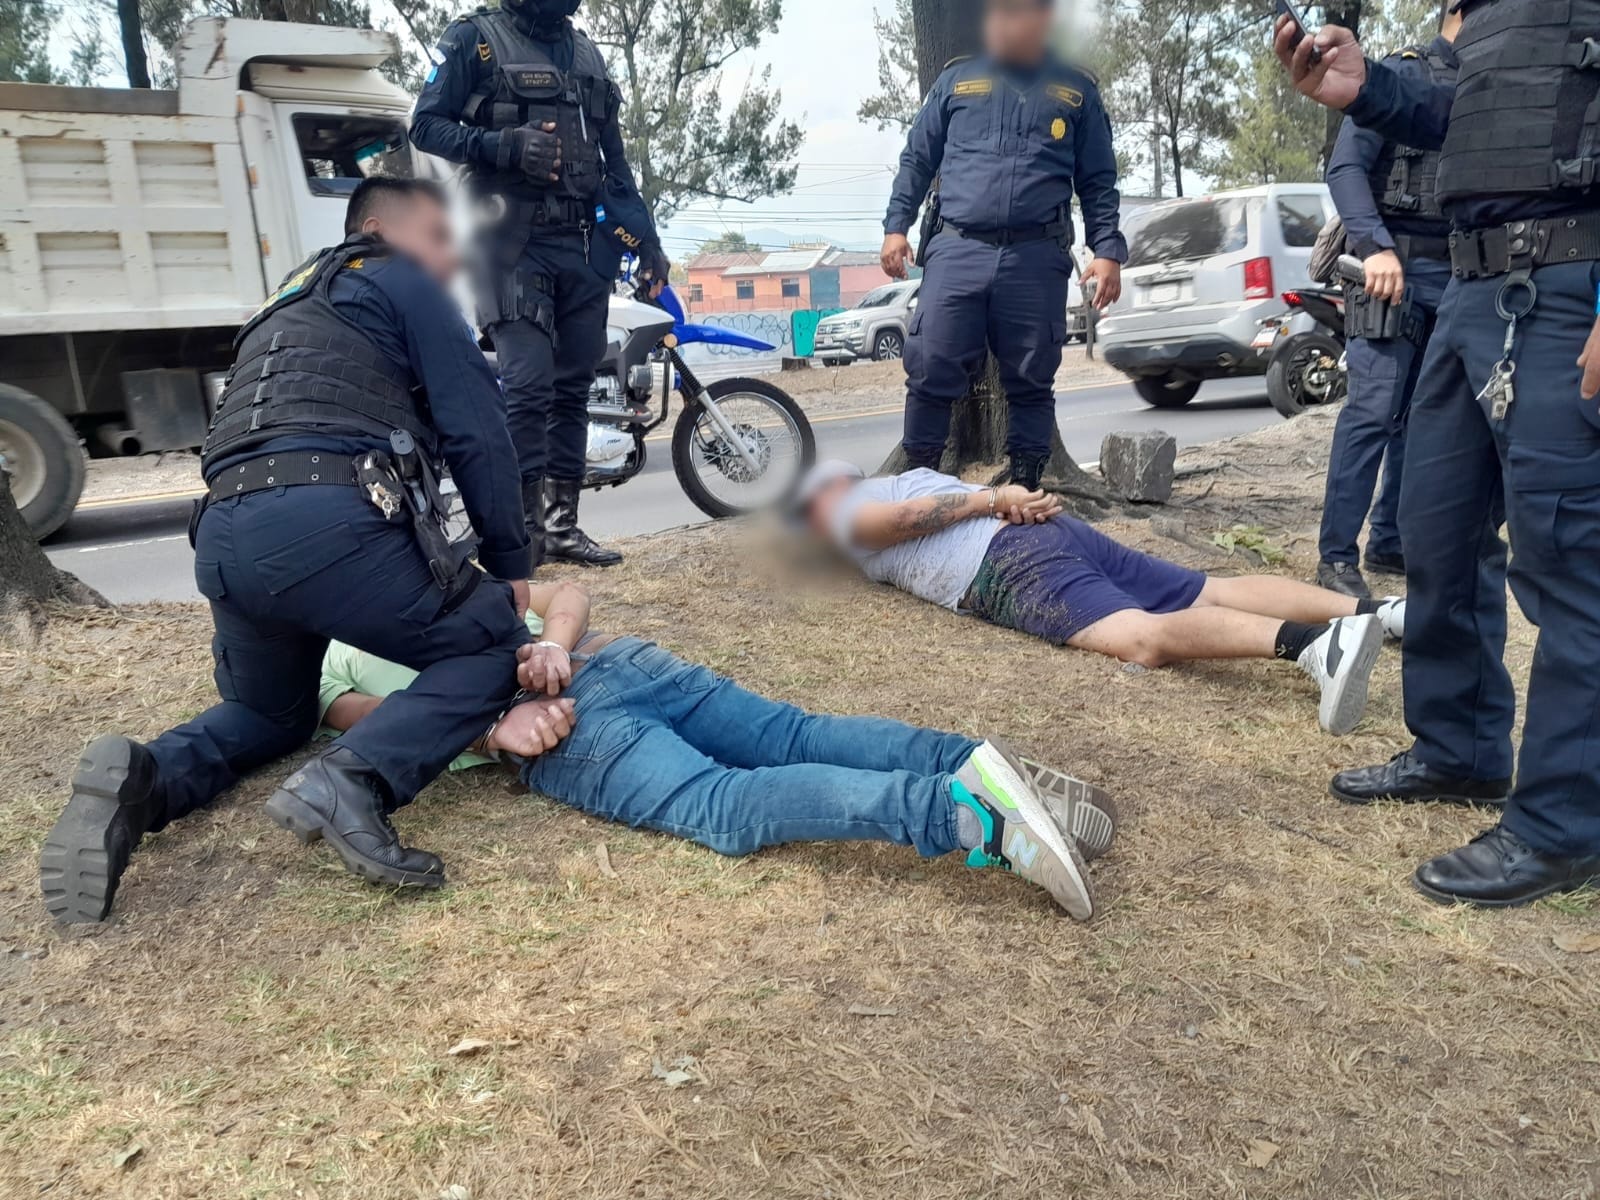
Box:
[264,748,445,889]
[1009,454,1050,492]
[1414,824,1600,908]
[1316,560,1371,599]
[1363,550,1406,576]
[40,735,164,924]
[544,477,622,567]
[521,477,546,572]
[1331,750,1510,808]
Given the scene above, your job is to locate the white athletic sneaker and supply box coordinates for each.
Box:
[954,740,1095,921]
[1298,614,1384,736]
[1375,597,1406,641]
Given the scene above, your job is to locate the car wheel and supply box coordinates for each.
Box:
[871,329,905,362]
[1133,374,1201,409]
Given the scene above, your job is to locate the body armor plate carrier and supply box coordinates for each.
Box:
[460,8,611,206]
[1369,45,1458,229]
[201,238,433,473]
[1437,0,1600,205]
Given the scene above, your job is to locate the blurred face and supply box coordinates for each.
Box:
[804,477,855,539]
[985,0,1052,65]
[359,194,460,287]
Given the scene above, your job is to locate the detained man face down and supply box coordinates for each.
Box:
[799,461,1408,738]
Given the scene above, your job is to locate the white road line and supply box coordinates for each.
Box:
[69,534,188,555]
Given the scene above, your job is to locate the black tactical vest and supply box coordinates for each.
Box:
[1437,0,1600,205]
[201,239,433,472]
[460,9,612,204]
[1368,45,1457,228]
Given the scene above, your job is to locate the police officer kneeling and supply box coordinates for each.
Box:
[38,178,535,924]
[1315,13,1462,599]
[410,0,669,568]
[1278,4,1600,907]
[881,0,1127,490]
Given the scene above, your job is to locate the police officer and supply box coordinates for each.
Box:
[881,0,1126,490]
[410,0,670,568]
[1278,5,1600,906]
[1316,11,1463,599]
[38,179,534,923]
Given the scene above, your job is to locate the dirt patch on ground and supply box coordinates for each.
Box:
[4,410,1594,1199]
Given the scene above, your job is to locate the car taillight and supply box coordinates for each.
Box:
[1244,257,1274,300]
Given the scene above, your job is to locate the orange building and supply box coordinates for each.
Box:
[684,245,895,314]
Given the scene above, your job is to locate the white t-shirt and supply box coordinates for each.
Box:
[830,470,1003,610]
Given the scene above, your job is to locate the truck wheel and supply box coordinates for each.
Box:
[0,384,85,539]
[871,329,905,361]
[1133,374,1201,409]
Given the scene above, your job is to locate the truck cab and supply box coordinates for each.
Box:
[0,19,427,537]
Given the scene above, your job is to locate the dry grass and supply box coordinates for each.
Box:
[3,412,1598,1199]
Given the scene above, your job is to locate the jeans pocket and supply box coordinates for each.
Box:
[556,710,637,765]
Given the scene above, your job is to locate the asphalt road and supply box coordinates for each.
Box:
[46,377,1281,604]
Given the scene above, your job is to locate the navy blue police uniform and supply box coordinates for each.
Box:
[410,0,665,567]
[884,52,1127,485]
[1318,37,1459,593]
[1330,0,1600,905]
[39,237,534,922]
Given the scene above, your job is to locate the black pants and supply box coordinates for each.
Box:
[489,229,610,484]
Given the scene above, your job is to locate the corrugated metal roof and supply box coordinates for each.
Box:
[686,251,766,270]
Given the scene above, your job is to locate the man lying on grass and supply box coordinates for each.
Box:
[318,582,1118,920]
[798,462,1406,737]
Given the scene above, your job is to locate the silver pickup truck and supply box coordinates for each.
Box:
[812,280,921,364]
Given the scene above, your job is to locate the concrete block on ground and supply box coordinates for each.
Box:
[1099,430,1176,503]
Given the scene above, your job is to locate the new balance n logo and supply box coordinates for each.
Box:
[1006,828,1041,870]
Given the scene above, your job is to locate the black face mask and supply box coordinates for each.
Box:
[504,0,581,38]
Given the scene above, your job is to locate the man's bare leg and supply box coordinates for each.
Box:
[1067,607,1282,668]
[1195,575,1362,623]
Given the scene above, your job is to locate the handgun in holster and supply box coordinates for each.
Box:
[387,430,481,609]
[1345,286,1423,346]
[918,180,945,257]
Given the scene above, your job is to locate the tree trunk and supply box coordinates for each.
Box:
[890,0,1112,512]
[0,472,108,643]
[117,0,151,89]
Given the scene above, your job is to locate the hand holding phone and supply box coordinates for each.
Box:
[1274,0,1323,65]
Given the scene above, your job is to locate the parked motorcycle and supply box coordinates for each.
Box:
[446,274,815,538]
[1259,284,1348,418]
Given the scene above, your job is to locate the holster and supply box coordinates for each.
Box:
[1345,285,1424,346]
[918,184,944,255]
[387,432,481,611]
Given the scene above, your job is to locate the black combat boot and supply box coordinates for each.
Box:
[1010,453,1050,492]
[40,735,165,924]
[544,478,622,567]
[264,748,445,889]
[521,477,546,571]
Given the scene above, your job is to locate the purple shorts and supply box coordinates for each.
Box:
[965,519,1207,643]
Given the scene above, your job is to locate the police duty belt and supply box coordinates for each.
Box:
[1450,212,1600,280]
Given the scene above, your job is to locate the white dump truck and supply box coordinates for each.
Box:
[0,18,426,537]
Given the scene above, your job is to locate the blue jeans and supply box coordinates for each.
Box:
[1319,254,1452,565]
[521,640,975,857]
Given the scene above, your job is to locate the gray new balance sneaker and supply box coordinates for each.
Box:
[954,740,1095,921]
[1299,614,1384,736]
[1019,758,1119,861]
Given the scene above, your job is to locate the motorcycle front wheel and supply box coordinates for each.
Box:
[671,377,816,519]
[1266,332,1348,419]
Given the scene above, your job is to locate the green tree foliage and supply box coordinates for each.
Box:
[1099,0,1236,198]
[0,0,64,83]
[856,0,918,133]
[1204,41,1323,186]
[586,0,803,221]
[696,230,758,254]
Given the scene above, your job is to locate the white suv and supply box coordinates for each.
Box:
[1097,185,1333,408]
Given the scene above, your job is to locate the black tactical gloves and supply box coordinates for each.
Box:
[638,243,672,293]
[499,121,562,182]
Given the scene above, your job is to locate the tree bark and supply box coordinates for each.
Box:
[1319,1,1363,167]
[885,0,1112,513]
[0,472,109,643]
[117,0,151,89]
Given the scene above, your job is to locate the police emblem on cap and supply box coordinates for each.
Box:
[1051,117,1067,140]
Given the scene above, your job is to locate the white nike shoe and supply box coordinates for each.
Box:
[1298,614,1384,736]
[1374,597,1405,641]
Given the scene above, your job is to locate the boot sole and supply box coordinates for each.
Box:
[544,553,622,569]
[264,790,446,891]
[1320,617,1384,737]
[1330,782,1508,809]
[982,738,1095,921]
[39,735,137,924]
[1020,758,1119,861]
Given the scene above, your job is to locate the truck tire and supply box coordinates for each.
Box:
[0,384,85,539]
[871,328,905,361]
[1133,374,1201,409]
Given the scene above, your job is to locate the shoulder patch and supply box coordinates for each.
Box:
[477,40,491,61]
[1400,49,1419,58]
[1047,83,1084,108]
[953,78,993,98]
[345,257,365,271]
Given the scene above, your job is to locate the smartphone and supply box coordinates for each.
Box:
[1273,0,1324,65]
